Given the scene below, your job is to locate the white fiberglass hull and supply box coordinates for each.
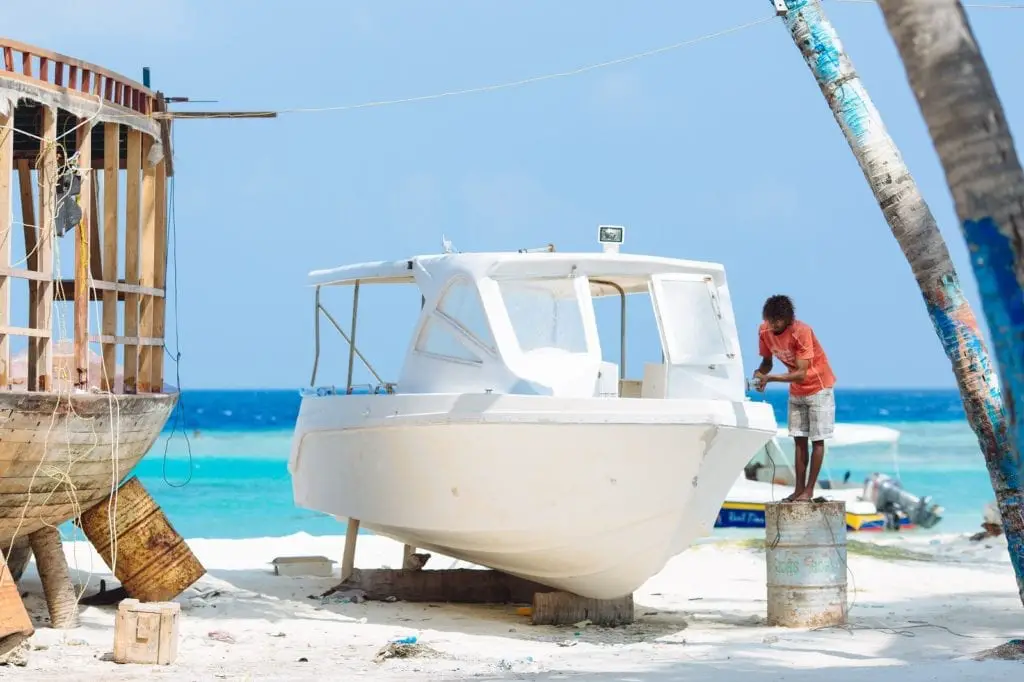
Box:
[289,393,776,599]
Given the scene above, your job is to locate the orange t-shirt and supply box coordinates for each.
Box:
[758,320,836,397]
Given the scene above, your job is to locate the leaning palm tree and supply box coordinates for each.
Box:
[775,0,1024,602]
[872,0,1024,601]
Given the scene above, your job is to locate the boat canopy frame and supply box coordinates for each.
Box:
[307,251,729,395]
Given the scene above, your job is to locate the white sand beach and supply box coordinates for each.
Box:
[7,531,1023,680]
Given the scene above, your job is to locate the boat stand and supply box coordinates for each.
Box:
[332,518,634,627]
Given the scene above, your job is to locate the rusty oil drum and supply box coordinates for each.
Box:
[0,553,33,656]
[79,476,206,602]
[765,500,848,628]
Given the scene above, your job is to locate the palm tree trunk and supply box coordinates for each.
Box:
[776,0,1024,603]
[873,0,1024,602]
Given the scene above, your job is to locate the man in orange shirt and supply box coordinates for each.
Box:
[752,295,837,502]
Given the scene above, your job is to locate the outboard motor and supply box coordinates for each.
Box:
[863,473,943,530]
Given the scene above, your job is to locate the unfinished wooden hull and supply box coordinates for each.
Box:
[0,391,177,547]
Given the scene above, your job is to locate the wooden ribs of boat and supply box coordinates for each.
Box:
[0,38,178,562]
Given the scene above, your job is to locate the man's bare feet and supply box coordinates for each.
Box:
[791,489,815,502]
[782,489,804,503]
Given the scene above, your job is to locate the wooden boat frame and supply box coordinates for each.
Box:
[0,38,177,552]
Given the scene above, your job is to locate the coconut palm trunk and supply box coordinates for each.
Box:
[776,0,1024,604]
[872,0,1024,601]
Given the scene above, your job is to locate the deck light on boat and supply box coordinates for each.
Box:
[598,225,624,253]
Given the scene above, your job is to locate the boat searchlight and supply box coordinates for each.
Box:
[599,224,625,253]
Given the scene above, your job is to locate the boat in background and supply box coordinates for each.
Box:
[718,423,944,532]
[290,229,778,600]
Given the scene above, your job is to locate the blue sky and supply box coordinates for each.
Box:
[12,0,1024,389]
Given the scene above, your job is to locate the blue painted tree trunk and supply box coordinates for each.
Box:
[777,0,1024,604]
[873,0,1024,602]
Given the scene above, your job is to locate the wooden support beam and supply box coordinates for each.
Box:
[402,544,417,569]
[34,107,56,392]
[74,122,93,390]
[101,122,119,391]
[137,137,156,393]
[341,518,359,582]
[16,160,36,389]
[89,169,102,279]
[123,129,141,394]
[0,325,51,338]
[0,111,12,388]
[151,155,167,392]
[29,526,79,628]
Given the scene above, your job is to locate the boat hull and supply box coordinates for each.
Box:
[0,391,178,548]
[290,393,777,599]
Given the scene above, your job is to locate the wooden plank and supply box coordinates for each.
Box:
[151,156,167,391]
[101,122,119,392]
[34,107,56,392]
[123,130,141,394]
[74,123,93,390]
[89,170,102,279]
[89,335,163,346]
[0,112,12,388]
[138,137,156,393]
[0,326,51,338]
[323,568,551,604]
[0,267,49,282]
[55,277,162,298]
[16,160,37,389]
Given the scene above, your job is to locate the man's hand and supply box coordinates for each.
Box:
[752,371,769,393]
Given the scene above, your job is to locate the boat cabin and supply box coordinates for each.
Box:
[307,250,748,402]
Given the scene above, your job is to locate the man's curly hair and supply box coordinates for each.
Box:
[762,294,795,323]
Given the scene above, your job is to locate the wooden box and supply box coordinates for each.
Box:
[113,599,180,665]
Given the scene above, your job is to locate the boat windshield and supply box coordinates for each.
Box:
[493,277,590,356]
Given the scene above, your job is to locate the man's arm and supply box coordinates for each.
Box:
[764,358,809,384]
[756,331,773,376]
[766,325,813,384]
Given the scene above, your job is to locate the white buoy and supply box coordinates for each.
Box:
[765,501,848,628]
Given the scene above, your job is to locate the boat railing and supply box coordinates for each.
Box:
[309,282,390,392]
[1,38,157,114]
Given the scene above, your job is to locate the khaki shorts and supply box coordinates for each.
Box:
[788,388,835,441]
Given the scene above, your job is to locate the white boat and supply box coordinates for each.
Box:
[720,423,944,531]
[289,236,778,599]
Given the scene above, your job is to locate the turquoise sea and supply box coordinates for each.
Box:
[122,388,997,539]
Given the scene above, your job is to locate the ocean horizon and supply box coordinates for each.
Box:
[83,387,996,540]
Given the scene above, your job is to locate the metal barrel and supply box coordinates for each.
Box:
[79,476,206,603]
[765,501,848,628]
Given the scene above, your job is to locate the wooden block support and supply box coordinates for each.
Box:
[0,552,34,658]
[28,526,79,629]
[113,599,179,665]
[531,591,635,627]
